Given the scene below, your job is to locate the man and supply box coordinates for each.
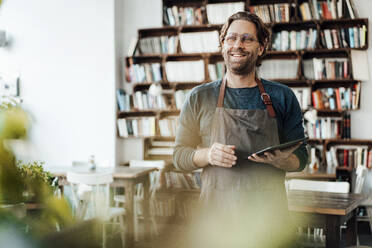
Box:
[173,11,308,246]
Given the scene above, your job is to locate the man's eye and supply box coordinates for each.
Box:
[227,36,237,42]
[243,38,254,43]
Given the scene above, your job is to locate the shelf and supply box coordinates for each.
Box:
[129,47,364,61]
[307,139,324,144]
[312,79,360,84]
[336,166,354,171]
[325,139,372,149]
[117,109,180,118]
[268,78,308,86]
[314,109,352,114]
[132,82,174,91]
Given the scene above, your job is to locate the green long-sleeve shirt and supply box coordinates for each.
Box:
[173,78,308,171]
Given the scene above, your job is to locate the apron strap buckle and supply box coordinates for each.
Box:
[260,93,276,118]
[261,93,272,105]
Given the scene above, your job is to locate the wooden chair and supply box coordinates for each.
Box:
[113,160,164,241]
[67,171,125,248]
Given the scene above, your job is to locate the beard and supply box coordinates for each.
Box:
[222,47,259,75]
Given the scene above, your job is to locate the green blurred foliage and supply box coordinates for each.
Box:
[17,161,56,203]
[0,98,75,240]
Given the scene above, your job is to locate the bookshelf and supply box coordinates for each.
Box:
[118,0,370,218]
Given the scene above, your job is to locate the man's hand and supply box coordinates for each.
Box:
[248,143,301,171]
[208,142,237,167]
[193,142,237,168]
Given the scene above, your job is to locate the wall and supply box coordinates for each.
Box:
[0,0,117,167]
[349,0,372,139]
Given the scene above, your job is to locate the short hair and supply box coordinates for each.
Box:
[219,11,271,67]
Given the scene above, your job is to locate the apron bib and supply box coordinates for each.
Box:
[194,78,298,248]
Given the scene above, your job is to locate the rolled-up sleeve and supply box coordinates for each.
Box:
[282,89,309,172]
[173,92,202,171]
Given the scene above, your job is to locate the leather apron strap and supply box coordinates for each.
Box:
[217,77,276,118]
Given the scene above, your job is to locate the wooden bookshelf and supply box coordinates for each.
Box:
[117,0,371,219]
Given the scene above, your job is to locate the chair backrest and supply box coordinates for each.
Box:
[287,179,350,193]
[66,171,113,220]
[129,160,165,197]
[355,165,367,194]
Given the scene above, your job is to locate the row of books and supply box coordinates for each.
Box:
[259,59,299,79]
[303,58,349,80]
[165,60,205,82]
[159,117,178,137]
[128,63,162,83]
[208,62,225,81]
[117,117,156,137]
[308,145,324,170]
[311,85,360,111]
[292,88,311,110]
[159,171,201,190]
[320,26,367,50]
[206,2,244,25]
[271,29,317,51]
[138,36,178,55]
[118,89,188,112]
[116,89,131,111]
[164,6,206,26]
[136,25,365,56]
[133,91,171,110]
[305,116,349,139]
[326,146,371,168]
[179,31,220,53]
[127,57,364,84]
[248,3,290,23]
[299,0,357,21]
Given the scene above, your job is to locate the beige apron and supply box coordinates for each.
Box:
[198,77,296,247]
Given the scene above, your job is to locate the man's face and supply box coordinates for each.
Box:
[221,20,264,75]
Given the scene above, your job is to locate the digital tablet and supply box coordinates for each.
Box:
[250,137,308,157]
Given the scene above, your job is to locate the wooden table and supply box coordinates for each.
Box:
[46,166,157,247]
[286,166,336,180]
[288,190,366,248]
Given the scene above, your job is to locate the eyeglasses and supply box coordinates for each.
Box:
[224,33,258,47]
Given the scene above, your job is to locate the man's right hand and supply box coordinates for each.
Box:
[193,142,237,168]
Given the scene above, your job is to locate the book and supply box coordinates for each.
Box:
[351,50,370,81]
[179,31,220,53]
[165,60,205,82]
[206,2,244,24]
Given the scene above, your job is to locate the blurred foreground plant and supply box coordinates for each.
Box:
[0,98,75,244]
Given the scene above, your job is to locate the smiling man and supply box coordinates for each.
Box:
[173,12,308,247]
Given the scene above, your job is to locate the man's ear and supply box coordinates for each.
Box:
[258,44,264,56]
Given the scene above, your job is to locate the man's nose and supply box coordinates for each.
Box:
[232,38,244,48]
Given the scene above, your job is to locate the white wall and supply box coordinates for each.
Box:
[349,0,372,139]
[0,0,117,167]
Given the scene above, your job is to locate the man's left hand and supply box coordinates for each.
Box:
[248,143,301,170]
